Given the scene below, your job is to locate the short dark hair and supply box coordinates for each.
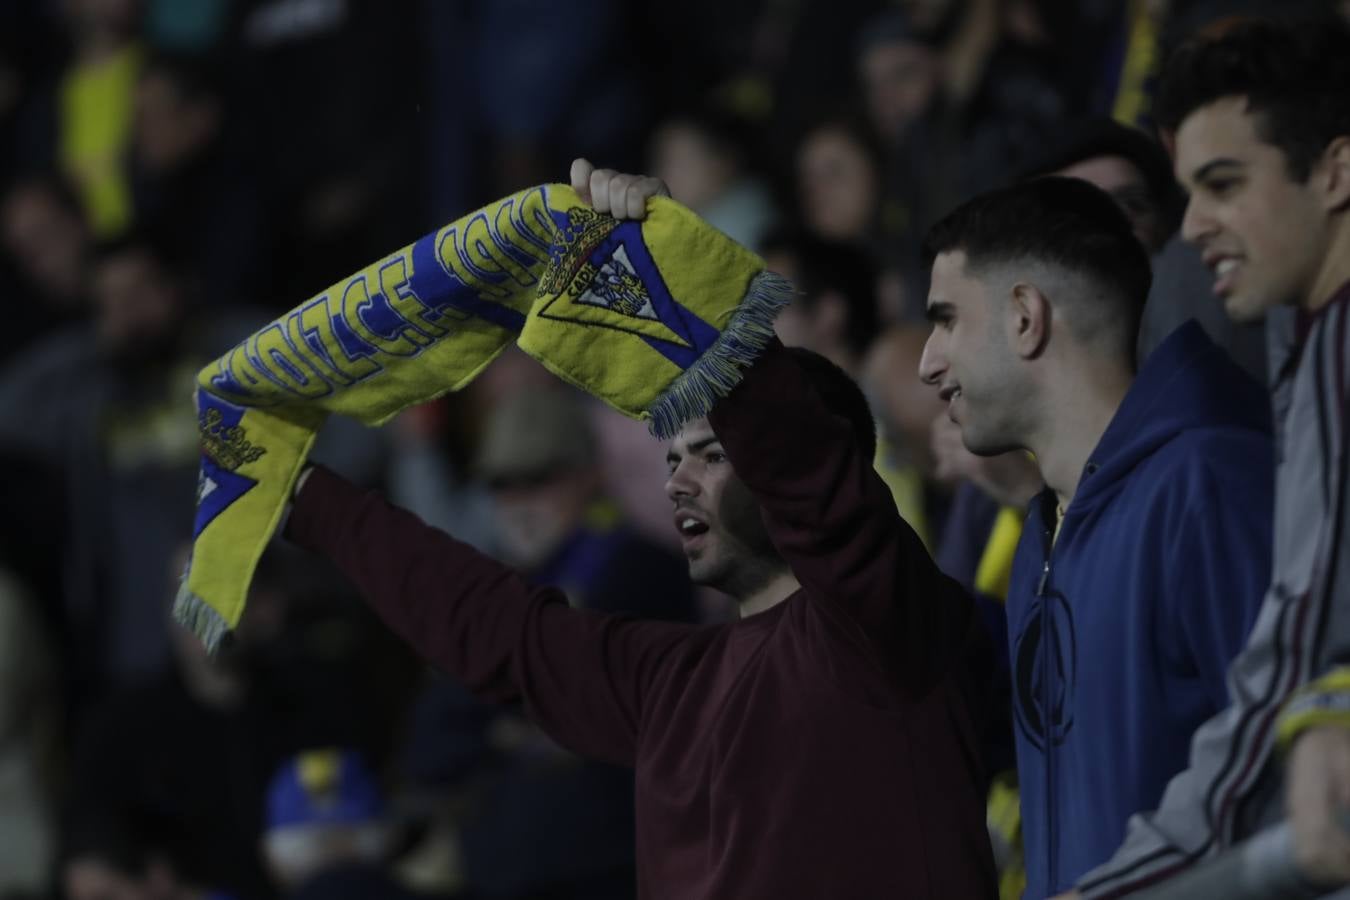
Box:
[1018,118,1184,239]
[921,177,1152,346]
[1155,17,1350,181]
[786,346,877,462]
[761,228,880,356]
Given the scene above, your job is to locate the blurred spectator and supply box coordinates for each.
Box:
[0,233,214,702]
[61,545,417,900]
[1,239,308,720]
[129,52,270,308]
[1021,117,1183,252]
[264,748,420,900]
[863,324,949,548]
[649,109,775,249]
[0,229,383,711]
[61,565,289,899]
[474,387,692,614]
[0,171,90,355]
[638,0,888,179]
[57,0,144,237]
[794,117,886,248]
[863,0,1069,312]
[385,399,502,559]
[763,228,880,376]
[394,386,695,900]
[232,0,419,303]
[855,12,944,147]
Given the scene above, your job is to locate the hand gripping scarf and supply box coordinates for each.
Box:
[177,184,791,649]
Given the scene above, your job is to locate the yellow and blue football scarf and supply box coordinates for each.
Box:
[176,184,790,650]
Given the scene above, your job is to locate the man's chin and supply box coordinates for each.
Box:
[961,430,1019,458]
[686,556,723,590]
[1222,290,1276,324]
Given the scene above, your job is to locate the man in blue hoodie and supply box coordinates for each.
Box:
[918,176,1274,897]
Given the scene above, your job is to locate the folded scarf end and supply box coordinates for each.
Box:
[646,270,795,440]
[173,581,231,655]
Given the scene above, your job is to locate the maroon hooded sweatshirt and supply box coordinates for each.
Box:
[287,342,996,899]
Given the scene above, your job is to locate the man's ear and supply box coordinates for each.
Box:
[1320,136,1350,213]
[1009,282,1051,359]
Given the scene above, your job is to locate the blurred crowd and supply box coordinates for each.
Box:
[0,0,1343,898]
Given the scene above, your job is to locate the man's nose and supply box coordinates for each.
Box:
[918,333,945,386]
[1180,196,1216,246]
[665,460,698,501]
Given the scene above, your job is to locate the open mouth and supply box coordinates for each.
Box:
[677,517,710,538]
[674,512,710,553]
[1205,255,1243,297]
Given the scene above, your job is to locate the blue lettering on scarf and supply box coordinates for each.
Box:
[506,186,560,255]
[245,323,333,399]
[339,275,424,358]
[210,343,275,403]
[429,227,528,333]
[329,305,383,376]
[288,295,375,386]
[494,195,549,271]
[377,254,453,343]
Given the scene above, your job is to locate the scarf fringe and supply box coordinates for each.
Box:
[646,270,794,440]
[173,582,230,654]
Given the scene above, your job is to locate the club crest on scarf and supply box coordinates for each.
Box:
[537,206,694,350]
[192,393,263,539]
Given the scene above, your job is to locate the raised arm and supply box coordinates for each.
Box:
[569,159,973,692]
[285,466,697,766]
[707,342,973,693]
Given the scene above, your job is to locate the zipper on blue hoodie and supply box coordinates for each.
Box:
[1037,529,1056,891]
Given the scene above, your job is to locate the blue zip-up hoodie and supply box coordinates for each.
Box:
[1009,322,1274,898]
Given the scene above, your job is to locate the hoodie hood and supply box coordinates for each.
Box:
[1072,320,1272,513]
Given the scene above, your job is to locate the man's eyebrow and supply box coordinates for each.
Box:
[1191,158,1243,182]
[925,300,953,322]
[666,436,718,464]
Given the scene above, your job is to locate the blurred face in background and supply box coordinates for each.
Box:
[490,467,598,571]
[650,120,737,212]
[797,126,880,242]
[1175,96,1334,321]
[859,40,941,142]
[864,327,947,476]
[90,247,183,364]
[1057,155,1167,252]
[1,181,88,307]
[134,68,220,174]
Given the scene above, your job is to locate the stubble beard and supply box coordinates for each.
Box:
[689,477,790,602]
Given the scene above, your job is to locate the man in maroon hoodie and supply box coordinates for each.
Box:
[283,163,997,899]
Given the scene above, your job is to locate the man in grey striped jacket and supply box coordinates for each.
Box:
[1067,16,1350,899]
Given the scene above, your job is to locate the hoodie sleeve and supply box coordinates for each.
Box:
[708,341,974,696]
[1165,440,1275,708]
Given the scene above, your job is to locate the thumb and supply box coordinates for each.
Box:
[570,158,594,202]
